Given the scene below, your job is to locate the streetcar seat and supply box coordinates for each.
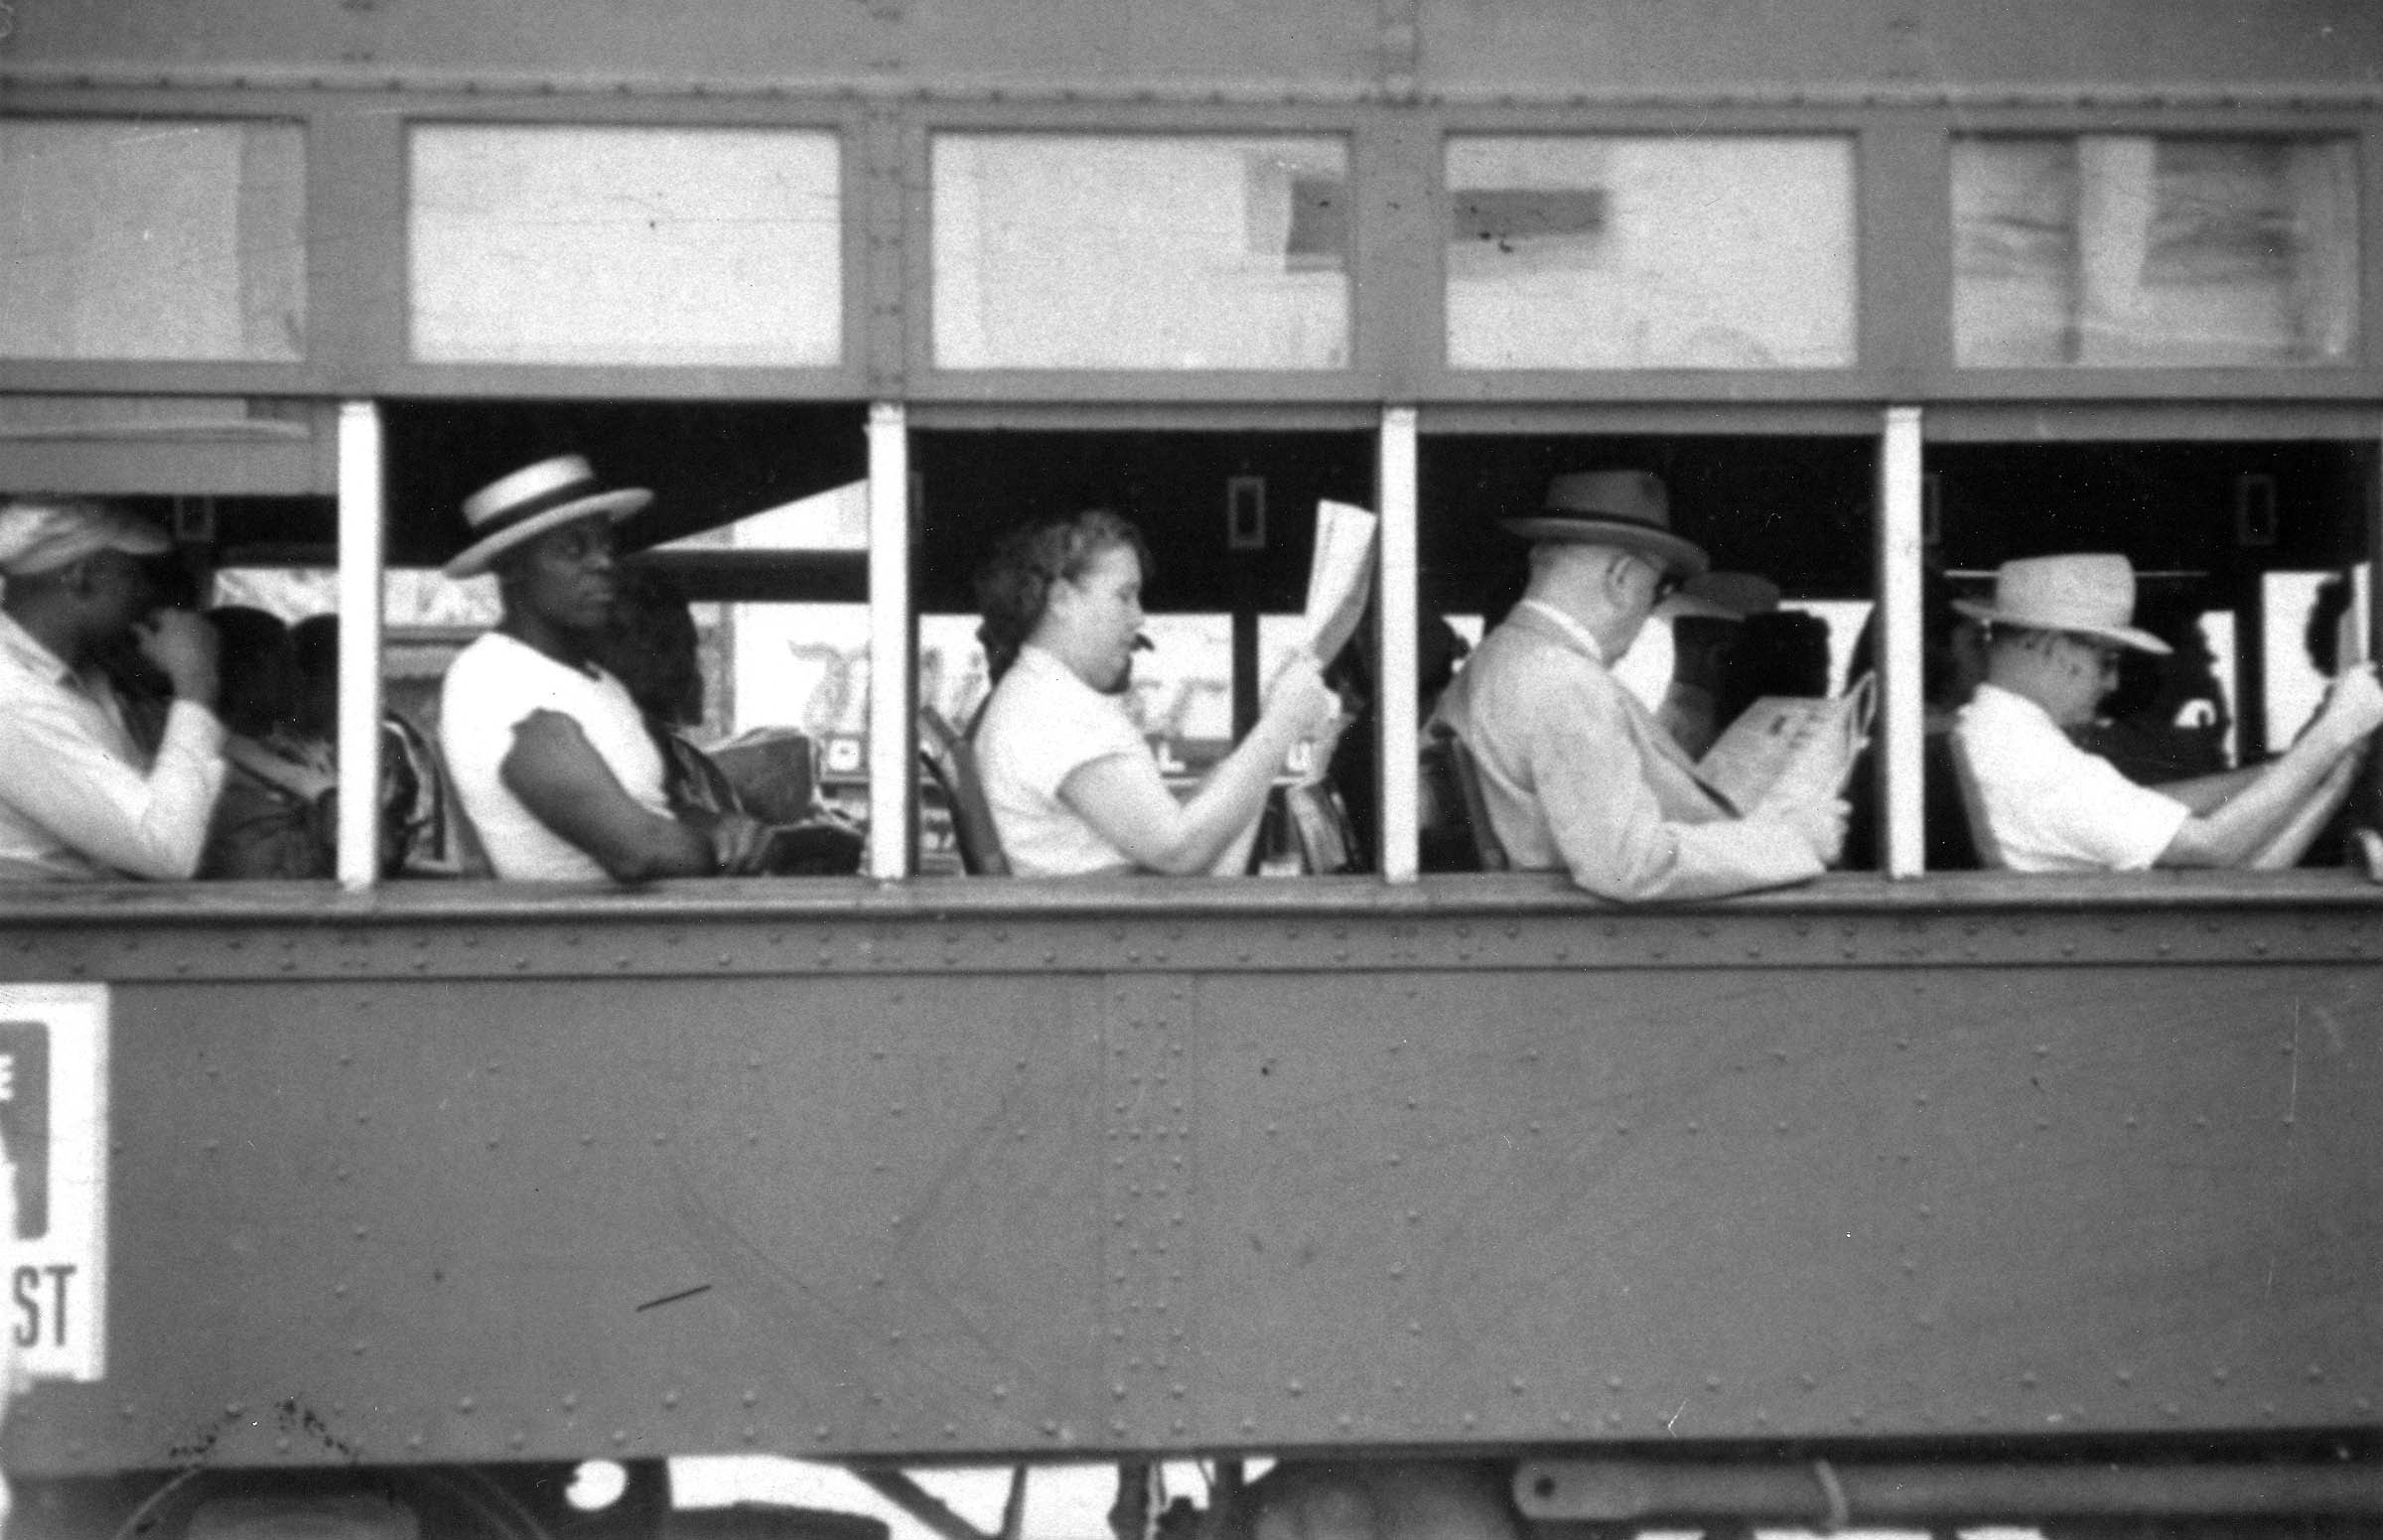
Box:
[384,717,491,879]
[1420,723,1508,873]
[1944,728,2007,870]
[918,706,1011,877]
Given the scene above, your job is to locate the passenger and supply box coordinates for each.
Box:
[292,614,482,878]
[973,509,1336,877]
[592,561,861,875]
[0,498,225,881]
[1652,570,1778,759]
[2305,574,2352,679]
[1951,553,2383,872]
[1324,610,1470,871]
[1713,607,1833,729]
[197,607,337,880]
[592,562,746,818]
[438,456,767,882]
[2065,592,2230,784]
[1430,471,1846,903]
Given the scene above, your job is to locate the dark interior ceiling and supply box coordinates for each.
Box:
[154,406,2375,623]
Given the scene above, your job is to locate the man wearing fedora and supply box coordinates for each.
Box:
[1951,553,2383,873]
[1432,470,1845,903]
[440,456,767,883]
[0,497,226,881]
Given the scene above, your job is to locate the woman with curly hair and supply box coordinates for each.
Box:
[972,509,1334,877]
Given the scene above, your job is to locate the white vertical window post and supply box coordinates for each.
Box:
[866,401,912,881]
[1377,406,1421,884]
[1878,405,1926,879]
[335,402,387,892]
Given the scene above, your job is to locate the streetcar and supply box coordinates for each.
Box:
[0,0,2377,1536]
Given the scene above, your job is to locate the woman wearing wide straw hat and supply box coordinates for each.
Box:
[438,455,766,882]
[1950,553,2383,873]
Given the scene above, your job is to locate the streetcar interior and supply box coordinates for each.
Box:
[26,412,2376,888]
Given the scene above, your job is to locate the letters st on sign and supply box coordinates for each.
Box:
[0,986,108,1383]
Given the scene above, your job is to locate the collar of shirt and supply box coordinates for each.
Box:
[1518,599,1607,664]
[0,610,76,689]
[1966,681,2058,735]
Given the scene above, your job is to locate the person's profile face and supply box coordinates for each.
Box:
[80,549,158,637]
[1057,543,1145,694]
[514,518,619,636]
[2051,631,2123,724]
[1607,551,1672,658]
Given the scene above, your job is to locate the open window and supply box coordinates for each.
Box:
[911,426,1376,875]
[1417,428,1882,871]
[1927,431,2378,873]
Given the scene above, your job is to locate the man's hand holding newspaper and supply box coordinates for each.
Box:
[1697,673,1875,867]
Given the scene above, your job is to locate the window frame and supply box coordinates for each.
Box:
[900,99,1388,405]
[0,79,2373,893]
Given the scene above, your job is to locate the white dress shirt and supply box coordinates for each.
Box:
[1952,682,2189,873]
[0,612,226,881]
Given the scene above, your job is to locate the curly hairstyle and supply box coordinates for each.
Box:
[974,509,1152,682]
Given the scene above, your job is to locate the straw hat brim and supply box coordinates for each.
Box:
[1952,597,2172,655]
[1500,515,1710,580]
[442,490,651,579]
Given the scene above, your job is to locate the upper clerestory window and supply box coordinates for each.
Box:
[1444,135,1859,370]
[0,118,306,362]
[1952,134,2360,368]
[931,134,1353,370]
[408,125,843,368]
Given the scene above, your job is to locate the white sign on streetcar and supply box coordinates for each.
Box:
[0,984,109,1383]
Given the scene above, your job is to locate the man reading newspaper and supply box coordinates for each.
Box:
[1431,471,1846,903]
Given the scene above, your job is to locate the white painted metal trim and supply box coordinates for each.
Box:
[1378,405,1421,884]
[866,401,912,881]
[1879,405,1926,879]
[335,401,386,892]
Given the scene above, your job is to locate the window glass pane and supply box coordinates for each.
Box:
[1953,135,2360,366]
[932,135,1351,369]
[0,119,304,361]
[409,126,841,366]
[1446,136,1856,369]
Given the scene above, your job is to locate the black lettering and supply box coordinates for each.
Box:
[12,1265,37,1348]
[44,1263,71,1347]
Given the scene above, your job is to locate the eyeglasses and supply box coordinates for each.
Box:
[1633,555,1683,606]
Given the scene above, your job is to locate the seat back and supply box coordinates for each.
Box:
[1420,724,1508,873]
[1943,727,2006,871]
[918,707,1011,877]
[385,713,491,879]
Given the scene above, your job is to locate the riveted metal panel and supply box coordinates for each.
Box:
[1193,961,2380,1447]
[1,884,2377,1479]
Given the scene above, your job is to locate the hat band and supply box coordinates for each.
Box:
[464,476,608,545]
[1996,605,2132,633]
[1548,509,1670,533]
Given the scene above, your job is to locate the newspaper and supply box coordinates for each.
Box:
[1697,673,1878,814]
[1304,500,1378,666]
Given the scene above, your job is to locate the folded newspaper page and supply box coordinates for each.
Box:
[1305,500,1379,666]
[1697,673,1878,814]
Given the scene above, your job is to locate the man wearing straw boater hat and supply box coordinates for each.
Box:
[1432,470,1844,902]
[1951,553,2383,872]
[439,456,766,882]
